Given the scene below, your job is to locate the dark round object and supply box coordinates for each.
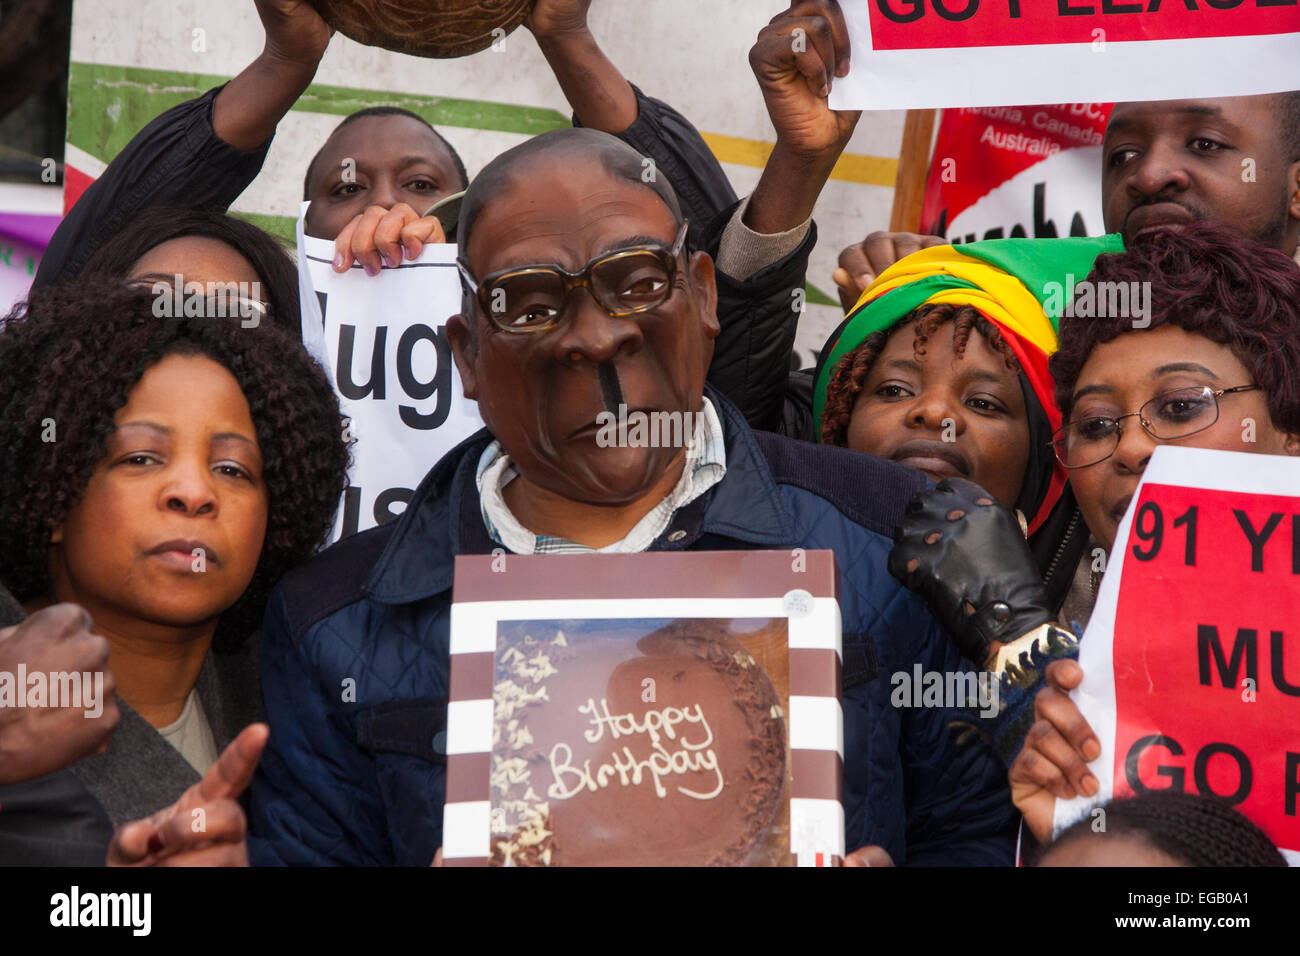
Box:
[314,0,535,59]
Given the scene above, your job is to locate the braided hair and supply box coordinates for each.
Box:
[1042,791,1287,867]
[820,302,1022,448]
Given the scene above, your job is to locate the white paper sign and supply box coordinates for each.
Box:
[829,0,1300,111]
[296,203,483,541]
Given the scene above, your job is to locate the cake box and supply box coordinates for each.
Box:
[442,549,844,866]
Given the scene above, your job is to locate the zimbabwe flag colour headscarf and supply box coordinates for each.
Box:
[813,235,1123,534]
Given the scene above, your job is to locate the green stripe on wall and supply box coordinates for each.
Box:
[231,212,298,246]
[67,61,570,161]
[805,284,837,308]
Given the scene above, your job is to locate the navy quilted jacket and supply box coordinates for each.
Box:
[248,391,1017,866]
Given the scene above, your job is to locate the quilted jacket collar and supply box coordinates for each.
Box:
[363,387,795,605]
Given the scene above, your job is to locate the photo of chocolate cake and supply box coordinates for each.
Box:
[488,618,789,866]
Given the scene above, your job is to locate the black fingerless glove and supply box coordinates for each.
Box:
[888,477,1053,667]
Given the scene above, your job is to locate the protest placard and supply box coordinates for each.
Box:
[1055,446,1300,862]
[829,0,1300,110]
[920,104,1111,245]
[296,203,483,541]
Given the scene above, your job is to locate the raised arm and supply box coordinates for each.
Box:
[211,0,332,150]
[36,1,330,286]
[526,0,739,242]
[706,0,860,434]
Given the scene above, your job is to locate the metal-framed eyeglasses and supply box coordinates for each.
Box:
[1051,384,1260,469]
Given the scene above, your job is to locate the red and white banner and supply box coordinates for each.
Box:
[920,104,1112,245]
[1055,446,1300,863]
[829,0,1300,110]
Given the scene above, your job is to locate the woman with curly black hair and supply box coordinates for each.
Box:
[0,280,348,827]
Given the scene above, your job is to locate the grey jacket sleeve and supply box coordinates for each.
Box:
[0,583,113,865]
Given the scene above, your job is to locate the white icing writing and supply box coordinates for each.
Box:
[544,699,726,801]
[578,698,715,750]
[547,740,724,802]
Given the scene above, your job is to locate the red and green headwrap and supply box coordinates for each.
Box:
[813,235,1123,533]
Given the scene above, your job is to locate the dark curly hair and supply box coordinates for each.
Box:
[1050,222,1300,434]
[820,303,1022,447]
[1039,790,1287,867]
[0,282,350,649]
[76,205,301,336]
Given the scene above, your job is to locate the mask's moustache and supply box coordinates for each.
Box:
[598,362,624,414]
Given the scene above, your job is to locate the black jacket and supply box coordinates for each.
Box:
[35,85,270,289]
[699,198,819,437]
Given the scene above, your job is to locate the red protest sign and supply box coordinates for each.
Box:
[866,0,1300,51]
[920,104,1112,244]
[830,0,1299,110]
[1108,481,1300,852]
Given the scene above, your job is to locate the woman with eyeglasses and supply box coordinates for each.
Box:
[953,223,1299,848]
[72,205,300,335]
[1047,225,1299,558]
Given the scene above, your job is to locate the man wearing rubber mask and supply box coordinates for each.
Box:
[250,127,1020,867]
